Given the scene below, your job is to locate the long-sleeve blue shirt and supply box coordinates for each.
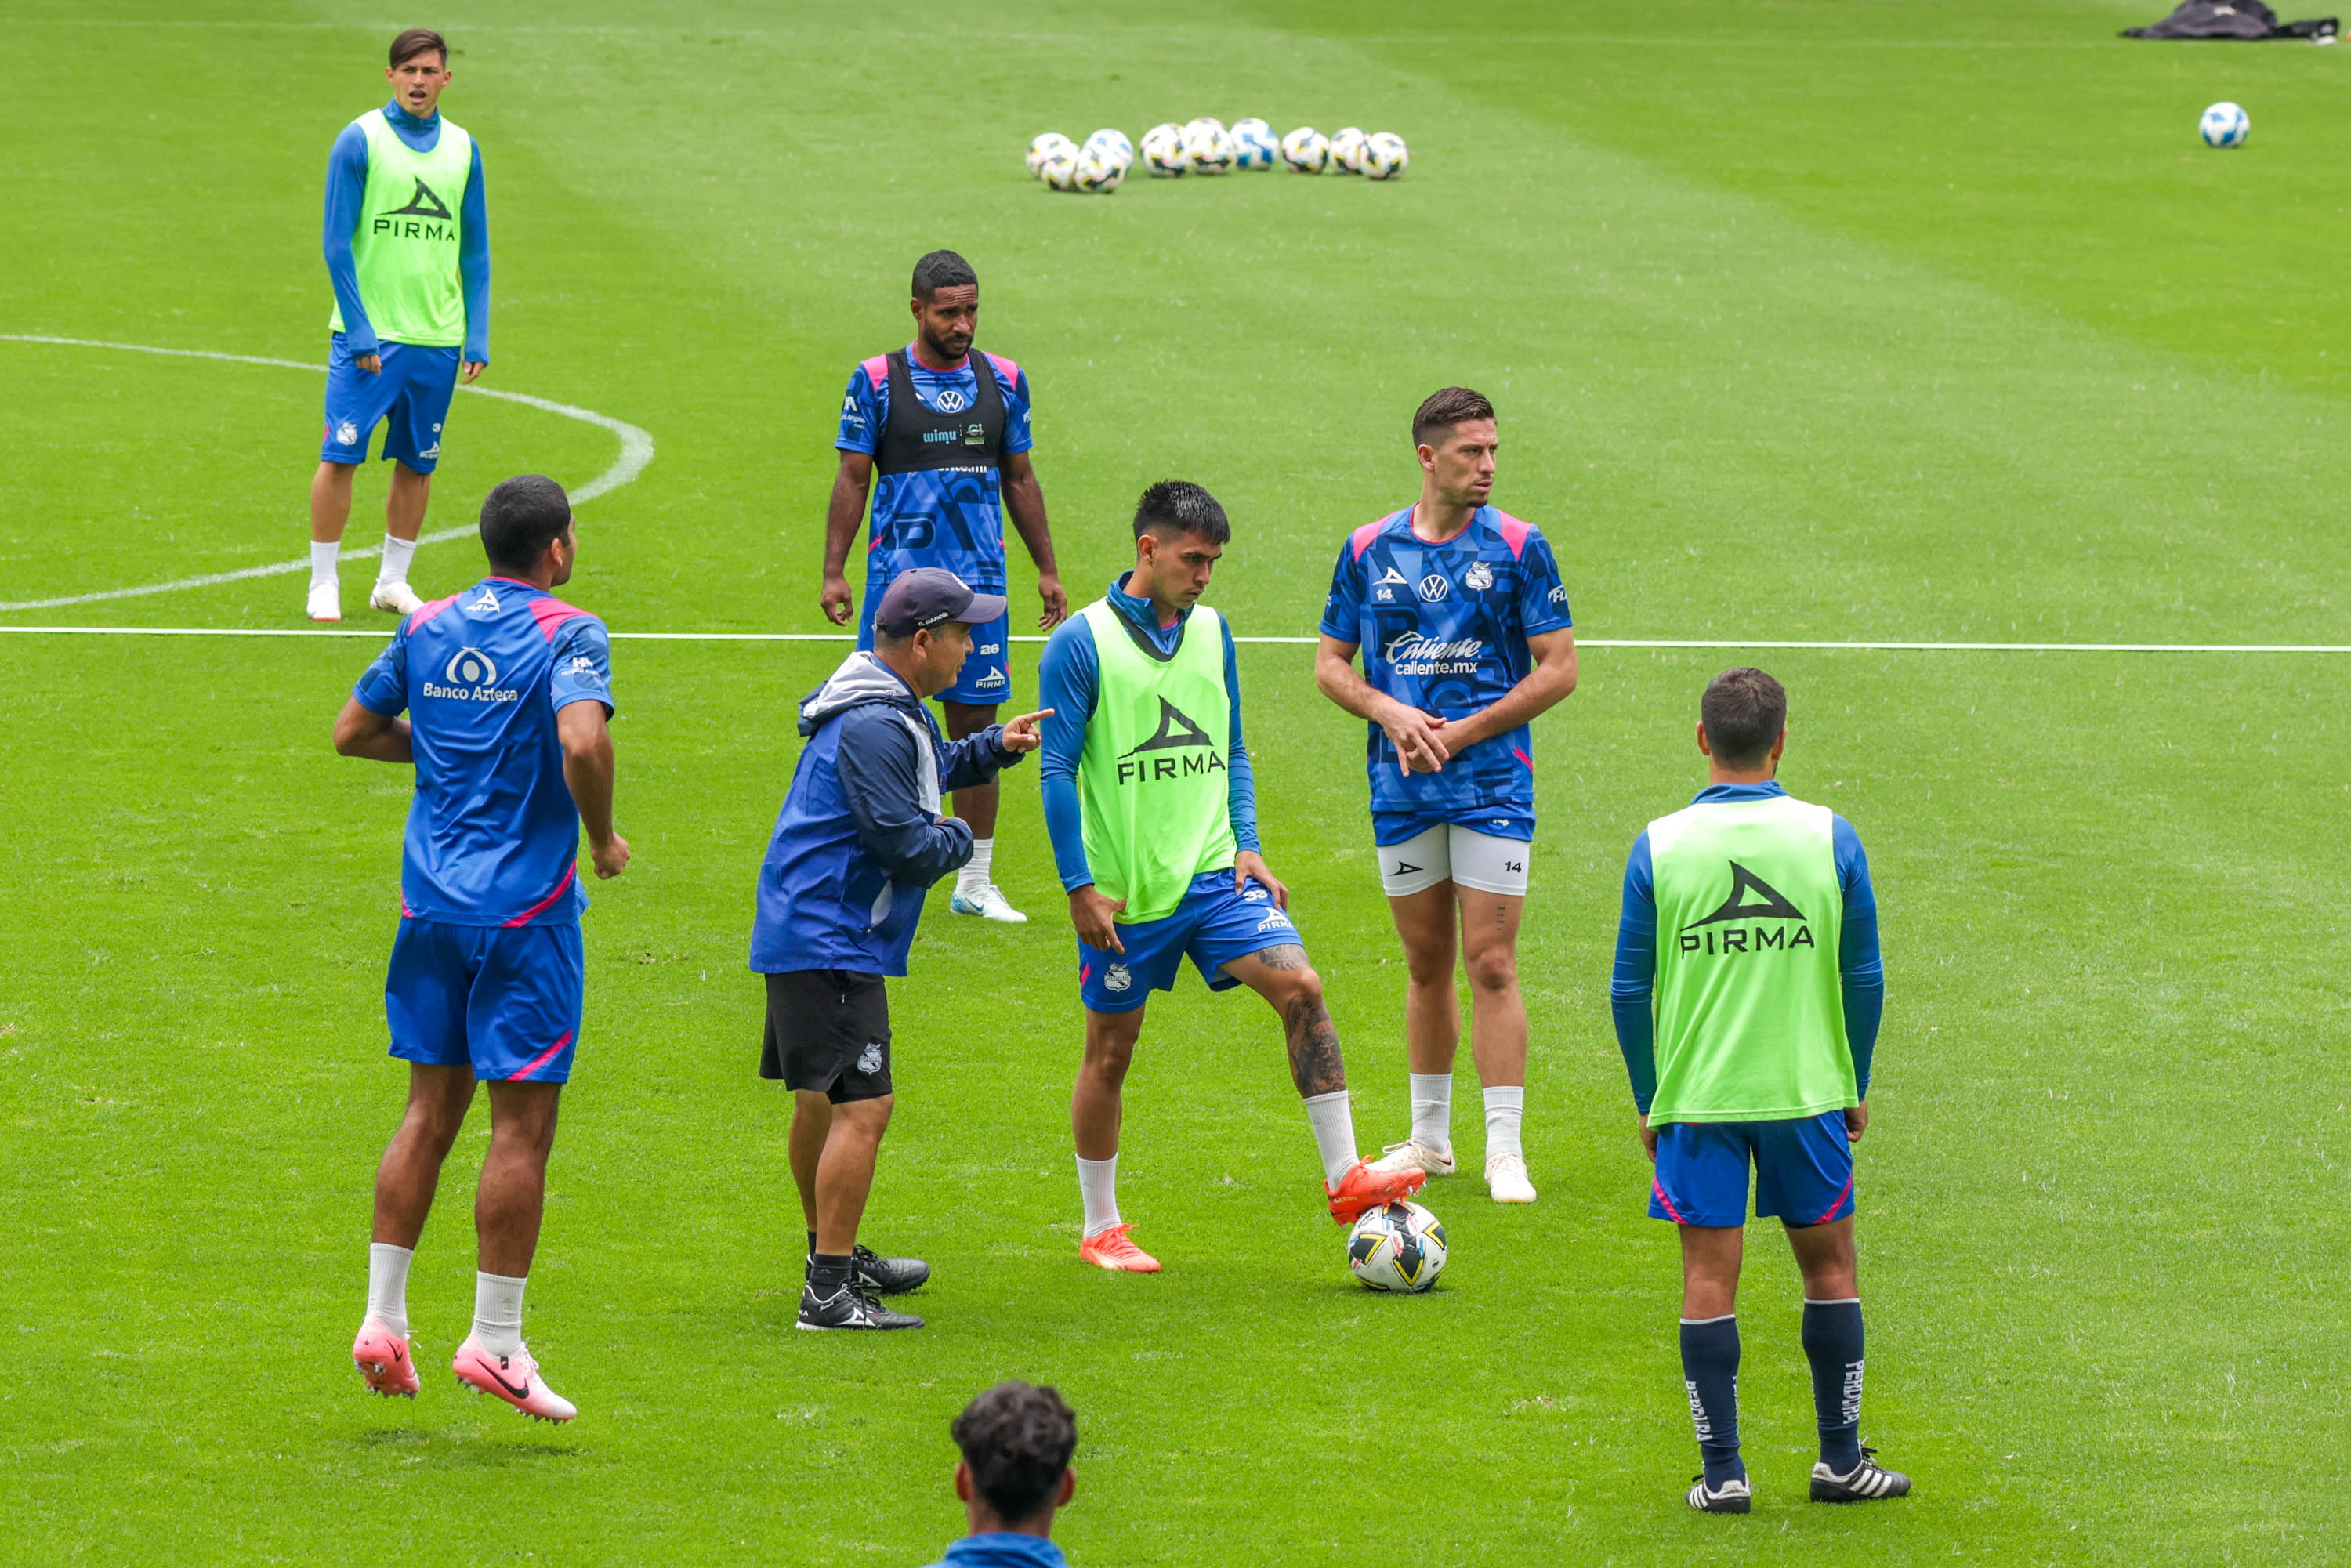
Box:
[1610,781,1885,1113]
[1036,575,1260,892]
[324,100,491,361]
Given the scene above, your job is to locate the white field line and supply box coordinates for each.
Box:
[0,335,654,614]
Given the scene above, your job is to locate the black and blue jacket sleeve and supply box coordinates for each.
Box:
[833,704,975,889]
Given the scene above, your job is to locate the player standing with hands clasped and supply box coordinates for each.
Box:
[1315,388,1578,1204]
[1610,668,1907,1512]
[821,250,1065,923]
[308,28,491,623]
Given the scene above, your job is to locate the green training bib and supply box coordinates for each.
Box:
[328,110,473,349]
[1647,792,1855,1124]
[1075,597,1237,923]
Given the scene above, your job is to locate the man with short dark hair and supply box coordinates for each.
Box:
[1610,668,1906,1513]
[754,569,1049,1329]
[307,27,491,623]
[336,474,626,1422]
[820,249,1065,923]
[1315,387,1578,1204]
[1034,481,1424,1273]
[918,1382,1080,1568]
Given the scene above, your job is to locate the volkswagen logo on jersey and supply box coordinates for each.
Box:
[933,388,969,413]
[1464,561,1495,592]
[1417,573,1451,602]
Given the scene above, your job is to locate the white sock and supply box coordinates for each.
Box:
[959,837,994,893]
[1077,1153,1121,1238]
[365,1242,413,1335]
[1304,1090,1359,1185]
[472,1271,527,1358]
[1409,1072,1454,1151]
[377,534,417,585]
[309,540,339,592]
[1484,1084,1526,1161]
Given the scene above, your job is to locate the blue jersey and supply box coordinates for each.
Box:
[1319,505,1572,840]
[837,346,1033,594]
[353,577,615,926]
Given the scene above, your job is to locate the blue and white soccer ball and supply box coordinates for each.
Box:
[1185,121,1237,175]
[1027,132,1077,179]
[1347,1200,1447,1293]
[1279,125,1330,173]
[1141,121,1188,177]
[2200,100,2250,148]
[1231,117,1279,169]
[1072,143,1127,194]
[1328,125,1370,175]
[1364,131,1409,180]
[1038,146,1081,191]
[1083,127,1133,167]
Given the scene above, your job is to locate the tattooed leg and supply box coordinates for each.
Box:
[1224,944,1347,1096]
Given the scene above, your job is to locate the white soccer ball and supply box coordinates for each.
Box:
[1185,121,1237,175]
[1038,146,1081,190]
[1072,143,1127,193]
[1279,126,1330,173]
[1364,131,1410,180]
[1026,132,1077,178]
[1329,125,1370,174]
[1183,116,1227,142]
[1141,121,1189,176]
[1347,1200,1447,1293]
[1082,127,1133,167]
[1231,117,1278,169]
[2200,100,2250,148]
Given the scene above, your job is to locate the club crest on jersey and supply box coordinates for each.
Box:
[1417,574,1450,602]
[1464,561,1494,592]
[855,1041,886,1076]
[1104,962,1132,993]
[335,421,360,447]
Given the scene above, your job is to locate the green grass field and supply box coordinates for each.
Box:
[7,2,2351,1562]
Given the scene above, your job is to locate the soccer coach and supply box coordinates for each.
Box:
[751,569,1049,1331]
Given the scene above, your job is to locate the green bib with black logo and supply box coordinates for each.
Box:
[1075,597,1236,923]
[328,110,473,349]
[1647,792,1854,1124]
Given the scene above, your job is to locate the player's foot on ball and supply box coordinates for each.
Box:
[1485,1152,1538,1204]
[1810,1448,1911,1503]
[351,1320,418,1398]
[306,581,342,622]
[795,1282,925,1330]
[1688,1473,1752,1514]
[369,579,424,615]
[1078,1222,1161,1273]
[1370,1139,1457,1178]
[451,1336,576,1422]
[948,884,1027,922]
[1324,1157,1426,1223]
[800,1244,929,1296]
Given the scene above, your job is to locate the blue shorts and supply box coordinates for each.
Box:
[857,573,1013,707]
[385,918,584,1083]
[1371,809,1534,849]
[321,334,459,471]
[1078,871,1302,1014]
[1647,1111,1856,1228]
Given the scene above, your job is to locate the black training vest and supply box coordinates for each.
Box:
[873,348,1006,476]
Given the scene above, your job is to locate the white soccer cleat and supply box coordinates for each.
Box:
[369,579,424,615]
[949,884,1027,923]
[1369,1139,1457,1177]
[306,581,342,622]
[1486,1152,1538,1204]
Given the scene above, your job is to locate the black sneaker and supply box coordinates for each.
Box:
[795,1282,924,1331]
[1687,1473,1752,1514]
[1810,1447,1911,1503]
[844,1244,930,1296]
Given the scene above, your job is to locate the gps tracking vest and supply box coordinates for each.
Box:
[1074,598,1236,924]
[328,110,473,349]
[874,349,1005,474]
[1646,792,1856,1124]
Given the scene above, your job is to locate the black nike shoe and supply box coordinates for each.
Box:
[1686,1473,1752,1514]
[795,1282,924,1331]
[1810,1447,1911,1503]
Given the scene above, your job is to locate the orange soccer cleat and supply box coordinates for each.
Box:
[1078,1223,1161,1273]
[1325,1157,1427,1223]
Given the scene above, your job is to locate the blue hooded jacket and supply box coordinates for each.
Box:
[750,650,1023,977]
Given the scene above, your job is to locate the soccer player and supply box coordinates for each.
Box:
[308,27,490,624]
[820,249,1066,923]
[917,1382,1081,1568]
[752,570,1049,1331]
[1610,668,1907,1513]
[1036,481,1425,1273]
[1313,388,1578,1204]
[337,475,627,1422]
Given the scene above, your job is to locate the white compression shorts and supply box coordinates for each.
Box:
[1376,823,1531,899]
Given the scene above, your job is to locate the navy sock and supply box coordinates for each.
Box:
[806,1230,818,1258]
[1802,1298,1866,1471]
[808,1251,853,1290]
[1679,1315,1744,1486]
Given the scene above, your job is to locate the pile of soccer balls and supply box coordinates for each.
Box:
[1025,118,1408,191]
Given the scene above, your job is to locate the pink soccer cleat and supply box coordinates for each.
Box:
[451,1336,577,1422]
[1078,1222,1161,1273]
[1326,1157,1428,1223]
[353,1320,419,1398]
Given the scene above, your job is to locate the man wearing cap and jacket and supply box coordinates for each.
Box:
[752,567,1052,1331]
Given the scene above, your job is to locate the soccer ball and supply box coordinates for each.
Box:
[1026,132,1077,179]
[1279,126,1330,173]
[1072,143,1127,193]
[1364,131,1409,180]
[2200,101,2250,148]
[1038,146,1081,191]
[1183,116,1227,142]
[1141,121,1188,176]
[1186,121,1238,175]
[1082,127,1133,167]
[1347,1200,1447,1293]
[1231,117,1279,169]
[1329,126,1370,174]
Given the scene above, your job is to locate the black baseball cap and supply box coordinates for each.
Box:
[875,567,1007,637]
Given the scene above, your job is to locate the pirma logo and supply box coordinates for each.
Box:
[372,177,457,242]
[1115,698,1225,785]
[1676,862,1813,957]
[1417,573,1450,603]
[1375,566,1409,586]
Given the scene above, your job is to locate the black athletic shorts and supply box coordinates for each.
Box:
[759,969,893,1103]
